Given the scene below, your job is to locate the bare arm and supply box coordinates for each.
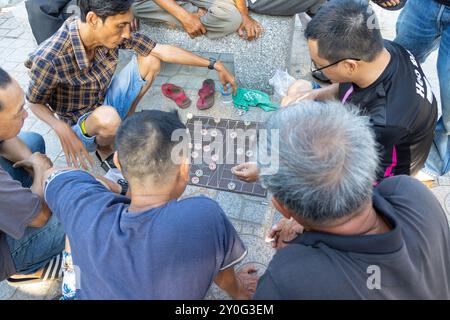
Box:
[29,103,93,169]
[214,266,258,300]
[151,44,237,94]
[313,83,340,101]
[152,0,206,38]
[0,137,33,164]
[234,0,263,40]
[281,83,340,107]
[13,152,54,228]
[28,165,51,228]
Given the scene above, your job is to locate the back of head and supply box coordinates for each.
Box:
[0,67,12,111]
[260,101,379,225]
[77,0,134,22]
[115,110,186,184]
[305,0,384,62]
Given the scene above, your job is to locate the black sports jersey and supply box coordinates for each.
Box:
[339,41,437,181]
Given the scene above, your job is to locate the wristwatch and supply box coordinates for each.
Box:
[208,57,217,70]
[117,179,129,196]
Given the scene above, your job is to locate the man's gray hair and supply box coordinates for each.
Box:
[260,100,379,224]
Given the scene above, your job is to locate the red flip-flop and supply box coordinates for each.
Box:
[197,79,215,110]
[162,83,192,109]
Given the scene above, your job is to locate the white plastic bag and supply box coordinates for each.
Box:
[269,70,296,97]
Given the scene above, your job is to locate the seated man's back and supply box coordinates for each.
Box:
[45,170,246,299]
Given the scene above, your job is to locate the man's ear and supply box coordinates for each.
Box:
[179,157,190,182]
[113,152,122,172]
[343,60,358,75]
[271,196,310,228]
[271,197,293,219]
[86,11,99,28]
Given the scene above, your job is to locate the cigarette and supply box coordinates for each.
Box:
[265,237,276,243]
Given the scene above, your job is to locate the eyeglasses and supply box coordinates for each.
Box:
[310,58,361,73]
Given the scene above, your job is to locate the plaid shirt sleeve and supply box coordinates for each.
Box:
[120,32,157,56]
[26,56,59,105]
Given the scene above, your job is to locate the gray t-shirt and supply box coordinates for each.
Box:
[254,176,450,299]
[0,167,41,281]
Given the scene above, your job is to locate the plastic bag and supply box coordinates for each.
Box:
[269,70,296,97]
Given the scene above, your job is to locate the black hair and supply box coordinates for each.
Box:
[0,67,13,111]
[115,110,186,182]
[304,0,384,62]
[77,0,134,23]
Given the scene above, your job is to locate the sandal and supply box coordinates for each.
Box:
[95,151,117,173]
[197,79,215,110]
[162,83,192,109]
[7,252,64,287]
[371,0,407,11]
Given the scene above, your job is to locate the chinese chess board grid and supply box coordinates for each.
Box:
[186,116,268,198]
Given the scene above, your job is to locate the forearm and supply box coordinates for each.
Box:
[314,83,339,101]
[234,0,249,16]
[0,137,33,163]
[29,103,63,129]
[153,0,190,22]
[214,267,242,299]
[151,44,212,68]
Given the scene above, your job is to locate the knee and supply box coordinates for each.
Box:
[23,132,46,154]
[138,54,161,81]
[221,6,243,34]
[89,106,121,140]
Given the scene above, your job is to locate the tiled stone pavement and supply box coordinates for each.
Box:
[0,2,448,300]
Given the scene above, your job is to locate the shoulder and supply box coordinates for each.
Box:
[44,170,98,195]
[377,175,428,197]
[26,23,72,69]
[176,196,226,218]
[376,176,445,222]
[256,243,339,299]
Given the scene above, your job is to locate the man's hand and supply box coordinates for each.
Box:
[233,265,259,300]
[266,218,304,249]
[53,120,94,170]
[238,15,264,41]
[232,162,258,183]
[281,89,319,107]
[215,61,237,95]
[180,12,207,38]
[13,152,53,174]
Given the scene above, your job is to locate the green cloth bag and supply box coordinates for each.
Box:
[232,88,278,112]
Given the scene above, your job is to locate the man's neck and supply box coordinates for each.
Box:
[353,48,391,89]
[311,201,392,236]
[77,20,100,54]
[127,182,177,213]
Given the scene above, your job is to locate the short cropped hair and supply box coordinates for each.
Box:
[260,100,379,225]
[0,67,13,111]
[77,0,134,23]
[115,110,186,184]
[305,0,384,62]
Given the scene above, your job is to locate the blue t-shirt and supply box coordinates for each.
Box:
[44,170,247,300]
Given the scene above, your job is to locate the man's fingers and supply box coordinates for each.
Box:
[13,160,32,169]
[200,24,207,35]
[238,27,244,38]
[77,151,89,170]
[241,265,258,274]
[81,147,94,168]
[247,27,255,40]
[232,164,247,174]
